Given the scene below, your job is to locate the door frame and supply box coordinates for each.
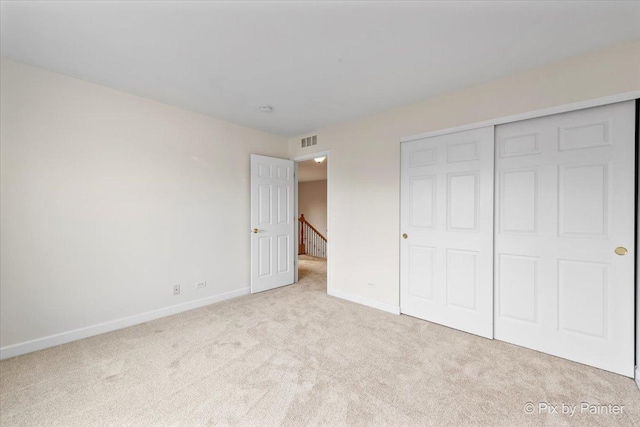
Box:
[291,150,331,292]
[399,90,640,384]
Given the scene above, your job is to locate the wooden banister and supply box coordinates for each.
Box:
[298,214,327,258]
[299,214,327,241]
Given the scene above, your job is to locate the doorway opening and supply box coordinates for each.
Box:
[294,152,329,292]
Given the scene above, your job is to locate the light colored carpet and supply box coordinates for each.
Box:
[1,255,639,426]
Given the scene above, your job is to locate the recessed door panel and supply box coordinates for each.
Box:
[558,260,607,338]
[499,133,540,158]
[410,176,436,228]
[277,235,290,274]
[447,173,478,231]
[447,141,479,163]
[258,237,271,277]
[410,148,436,167]
[276,166,289,180]
[500,169,537,234]
[559,163,608,237]
[258,185,272,225]
[559,121,610,151]
[258,163,272,178]
[446,249,478,311]
[409,246,435,300]
[498,254,538,324]
[277,186,290,224]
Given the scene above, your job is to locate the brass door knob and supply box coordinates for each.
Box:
[615,247,628,256]
[252,228,259,234]
[402,233,408,239]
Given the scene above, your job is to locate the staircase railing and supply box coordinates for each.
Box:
[298,214,327,258]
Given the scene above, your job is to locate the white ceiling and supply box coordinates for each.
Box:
[298,159,327,183]
[1,1,638,137]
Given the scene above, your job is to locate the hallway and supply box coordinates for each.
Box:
[297,255,327,286]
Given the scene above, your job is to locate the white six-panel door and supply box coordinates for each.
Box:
[250,154,295,293]
[494,101,635,376]
[400,126,495,338]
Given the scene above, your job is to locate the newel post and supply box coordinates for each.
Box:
[299,214,306,255]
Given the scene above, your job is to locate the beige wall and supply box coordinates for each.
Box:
[298,180,327,236]
[288,39,640,309]
[0,60,287,350]
[2,39,639,360]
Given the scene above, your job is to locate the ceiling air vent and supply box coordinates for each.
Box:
[301,135,318,148]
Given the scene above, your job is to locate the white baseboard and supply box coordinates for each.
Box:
[636,368,640,391]
[328,288,400,315]
[0,287,250,360]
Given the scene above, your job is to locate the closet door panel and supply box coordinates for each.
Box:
[494,101,635,377]
[401,126,494,339]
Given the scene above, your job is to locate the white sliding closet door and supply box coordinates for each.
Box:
[401,127,495,339]
[494,101,635,377]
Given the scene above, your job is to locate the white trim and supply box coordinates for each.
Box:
[293,160,299,283]
[292,149,332,295]
[328,288,401,315]
[0,287,250,360]
[636,368,640,391]
[292,149,330,162]
[401,91,640,143]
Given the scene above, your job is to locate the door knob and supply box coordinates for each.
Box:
[402,233,408,239]
[252,228,259,234]
[615,247,628,256]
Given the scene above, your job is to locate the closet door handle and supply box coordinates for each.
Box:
[615,247,628,256]
[402,233,408,239]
